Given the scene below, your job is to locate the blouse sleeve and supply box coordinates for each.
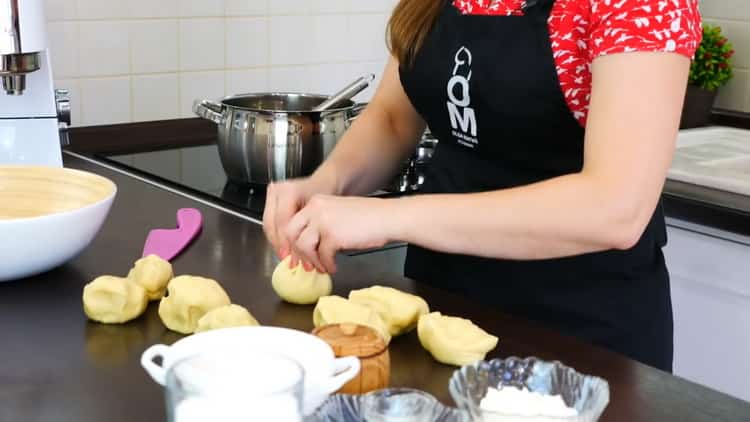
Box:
[588,0,702,60]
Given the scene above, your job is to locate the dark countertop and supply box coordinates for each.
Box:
[1,153,749,421]
[663,180,750,239]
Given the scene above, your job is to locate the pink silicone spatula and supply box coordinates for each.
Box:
[142,208,203,261]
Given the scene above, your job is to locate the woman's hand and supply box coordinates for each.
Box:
[284,195,394,274]
[262,178,333,260]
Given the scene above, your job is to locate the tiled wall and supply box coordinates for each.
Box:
[45,0,396,126]
[47,0,750,126]
[700,0,750,112]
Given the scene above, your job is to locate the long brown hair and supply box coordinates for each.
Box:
[387,0,444,66]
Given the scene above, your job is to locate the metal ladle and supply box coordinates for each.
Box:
[312,74,375,112]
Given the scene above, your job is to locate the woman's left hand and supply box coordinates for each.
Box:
[283,195,394,274]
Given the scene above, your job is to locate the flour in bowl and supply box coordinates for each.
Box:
[480,386,577,419]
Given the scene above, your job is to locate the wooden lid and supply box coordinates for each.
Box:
[313,323,388,358]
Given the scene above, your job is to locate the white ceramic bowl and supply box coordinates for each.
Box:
[141,326,361,416]
[0,166,117,282]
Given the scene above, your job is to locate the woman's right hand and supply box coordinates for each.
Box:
[263,57,425,267]
[262,177,332,266]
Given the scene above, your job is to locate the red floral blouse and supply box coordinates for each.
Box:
[452,0,702,126]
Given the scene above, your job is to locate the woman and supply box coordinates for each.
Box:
[263,0,701,372]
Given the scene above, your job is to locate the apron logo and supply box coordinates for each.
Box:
[447,46,479,148]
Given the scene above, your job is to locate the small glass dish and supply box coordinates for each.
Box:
[449,357,610,422]
[362,388,444,422]
[307,388,469,422]
[165,350,305,422]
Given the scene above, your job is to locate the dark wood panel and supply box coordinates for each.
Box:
[711,109,750,130]
[67,118,217,155]
[0,154,748,422]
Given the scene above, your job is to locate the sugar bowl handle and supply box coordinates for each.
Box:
[320,356,361,394]
[140,344,171,386]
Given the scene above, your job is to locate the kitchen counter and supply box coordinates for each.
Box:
[1,153,748,421]
[663,179,750,242]
[66,113,750,241]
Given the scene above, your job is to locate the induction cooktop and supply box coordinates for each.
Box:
[93,144,270,218]
[92,143,404,221]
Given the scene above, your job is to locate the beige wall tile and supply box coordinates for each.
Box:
[700,0,750,21]
[707,20,750,70]
[78,21,130,77]
[132,74,181,121]
[226,68,269,94]
[226,18,269,68]
[130,20,180,73]
[76,0,128,20]
[180,19,226,71]
[716,69,750,112]
[226,0,268,16]
[47,22,79,79]
[79,77,131,125]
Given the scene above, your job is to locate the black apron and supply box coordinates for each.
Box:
[399,0,673,371]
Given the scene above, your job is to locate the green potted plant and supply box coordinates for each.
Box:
[680,24,735,128]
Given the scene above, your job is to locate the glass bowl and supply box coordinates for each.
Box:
[307,388,469,421]
[449,357,609,422]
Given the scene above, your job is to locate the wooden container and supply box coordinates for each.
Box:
[313,323,390,394]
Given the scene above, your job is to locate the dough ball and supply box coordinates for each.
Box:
[158,276,231,334]
[313,295,391,344]
[417,312,498,366]
[128,254,173,301]
[82,276,148,324]
[349,286,429,336]
[196,304,260,333]
[271,256,332,305]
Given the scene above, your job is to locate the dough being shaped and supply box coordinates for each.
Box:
[272,256,332,305]
[158,276,231,334]
[128,254,173,300]
[348,286,429,336]
[313,295,391,344]
[196,304,260,333]
[417,312,498,366]
[83,276,148,324]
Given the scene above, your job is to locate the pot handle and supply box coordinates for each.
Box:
[346,102,368,125]
[318,356,361,394]
[141,344,171,386]
[193,99,224,124]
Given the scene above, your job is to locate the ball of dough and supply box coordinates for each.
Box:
[158,276,231,334]
[349,286,429,336]
[128,254,173,301]
[195,304,260,333]
[313,295,391,344]
[272,256,332,305]
[417,312,498,366]
[82,276,148,324]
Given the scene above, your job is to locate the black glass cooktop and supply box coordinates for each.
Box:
[93,144,402,221]
[96,144,270,219]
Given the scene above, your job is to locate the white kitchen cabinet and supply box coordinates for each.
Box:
[665,219,750,402]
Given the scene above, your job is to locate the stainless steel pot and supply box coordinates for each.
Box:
[194,93,363,185]
[390,129,439,193]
